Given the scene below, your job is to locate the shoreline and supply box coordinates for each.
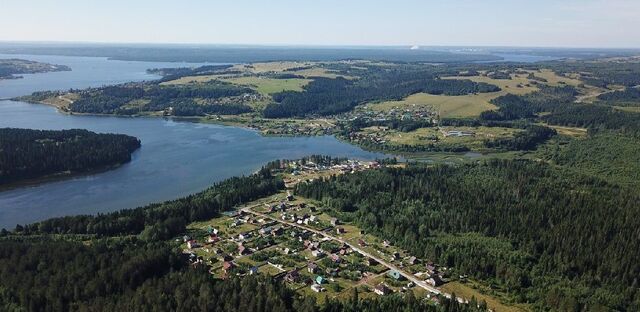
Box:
[0,162,131,193]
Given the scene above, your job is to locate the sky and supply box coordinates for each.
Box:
[1,0,639,48]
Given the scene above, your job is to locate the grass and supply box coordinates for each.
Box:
[223,76,311,95]
[368,71,541,118]
[358,126,521,150]
[291,67,354,79]
[160,75,225,85]
[441,281,530,312]
[369,93,498,118]
[234,62,312,73]
[614,106,640,113]
[544,124,588,138]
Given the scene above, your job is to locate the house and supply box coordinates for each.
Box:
[284,270,300,283]
[382,240,390,247]
[259,226,273,235]
[207,234,220,243]
[315,276,326,284]
[238,244,249,256]
[387,270,404,280]
[311,284,325,292]
[366,258,379,266]
[286,192,294,201]
[407,256,418,265]
[330,254,341,263]
[221,254,234,262]
[308,262,318,274]
[187,240,200,249]
[336,227,345,234]
[427,275,444,287]
[222,261,235,272]
[392,252,400,260]
[326,268,340,277]
[426,263,438,275]
[249,266,259,275]
[271,227,284,236]
[183,235,192,242]
[238,232,252,240]
[358,239,367,247]
[374,283,391,296]
[330,218,339,226]
[311,250,324,258]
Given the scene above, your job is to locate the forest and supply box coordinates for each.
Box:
[264,69,500,118]
[69,81,254,116]
[295,159,640,311]
[0,58,70,79]
[0,128,141,185]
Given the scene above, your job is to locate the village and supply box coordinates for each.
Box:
[178,158,470,305]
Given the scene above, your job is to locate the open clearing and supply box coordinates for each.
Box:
[441,281,529,312]
[233,61,313,73]
[369,93,499,118]
[360,126,521,150]
[161,75,226,85]
[224,76,311,95]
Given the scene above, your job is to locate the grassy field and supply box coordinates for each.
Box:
[614,106,640,113]
[360,126,521,150]
[369,73,538,118]
[233,61,313,73]
[544,124,588,138]
[441,281,530,312]
[224,76,311,95]
[161,74,225,85]
[368,93,498,118]
[369,69,601,118]
[292,67,354,79]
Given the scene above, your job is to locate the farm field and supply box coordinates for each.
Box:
[368,92,499,118]
[355,126,521,151]
[223,76,311,95]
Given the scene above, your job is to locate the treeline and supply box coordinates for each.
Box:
[12,168,284,239]
[550,61,640,88]
[483,85,640,135]
[295,160,640,310]
[597,87,640,106]
[540,133,640,188]
[482,85,578,120]
[147,64,234,82]
[484,125,556,151]
[69,81,254,116]
[0,128,140,185]
[264,67,500,118]
[540,104,640,134]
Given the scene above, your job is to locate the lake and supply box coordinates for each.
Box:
[0,55,385,229]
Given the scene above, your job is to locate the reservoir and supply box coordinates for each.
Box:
[0,54,385,229]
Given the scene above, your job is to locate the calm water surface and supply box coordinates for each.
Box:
[0,55,385,228]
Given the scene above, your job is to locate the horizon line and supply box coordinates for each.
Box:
[1,40,640,51]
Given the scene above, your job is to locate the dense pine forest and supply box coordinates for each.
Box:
[295,160,640,311]
[0,128,141,185]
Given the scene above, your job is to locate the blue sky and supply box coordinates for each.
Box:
[1,0,638,48]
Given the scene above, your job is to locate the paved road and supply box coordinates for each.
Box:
[240,204,451,299]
